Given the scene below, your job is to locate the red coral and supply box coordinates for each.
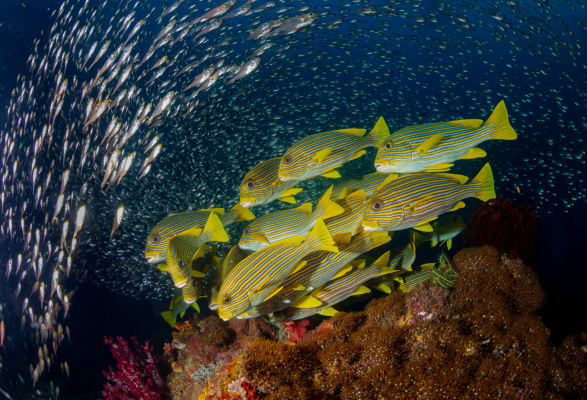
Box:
[281,319,310,343]
[102,336,167,400]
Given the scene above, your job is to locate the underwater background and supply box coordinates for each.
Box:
[0,0,586,398]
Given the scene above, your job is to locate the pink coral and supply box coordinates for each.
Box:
[281,319,310,343]
[102,336,167,400]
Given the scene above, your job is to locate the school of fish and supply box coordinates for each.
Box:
[0,0,585,394]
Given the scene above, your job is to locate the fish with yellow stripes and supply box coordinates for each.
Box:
[218,219,338,320]
[409,213,465,250]
[366,241,416,294]
[362,163,495,233]
[145,203,254,263]
[239,157,303,208]
[207,245,245,310]
[238,186,343,252]
[278,117,390,182]
[272,251,397,322]
[325,189,369,242]
[330,172,389,200]
[235,230,391,319]
[398,263,435,293]
[374,101,516,173]
[164,213,229,289]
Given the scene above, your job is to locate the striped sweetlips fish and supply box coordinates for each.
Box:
[239,157,303,208]
[278,117,390,182]
[409,213,465,250]
[236,230,391,319]
[374,101,517,173]
[272,251,397,322]
[362,163,495,233]
[218,219,338,320]
[330,172,388,200]
[238,185,343,252]
[163,213,229,290]
[145,204,254,263]
[325,188,370,243]
[207,245,246,311]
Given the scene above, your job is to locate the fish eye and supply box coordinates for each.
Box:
[384,142,393,150]
[152,235,160,243]
[223,296,231,304]
[244,229,249,235]
[371,200,384,211]
[178,261,183,268]
[283,157,292,165]
[245,181,255,189]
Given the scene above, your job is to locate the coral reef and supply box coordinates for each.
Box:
[236,246,587,399]
[464,198,539,265]
[102,336,169,400]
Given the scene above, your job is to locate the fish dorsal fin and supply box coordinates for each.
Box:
[296,202,313,213]
[373,283,391,293]
[198,208,225,214]
[291,295,322,309]
[338,187,351,200]
[424,164,453,172]
[278,196,296,204]
[413,221,434,232]
[313,147,332,164]
[202,212,229,242]
[438,173,468,184]
[291,260,307,275]
[448,119,483,128]
[352,285,371,296]
[461,147,487,160]
[350,149,367,160]
[251,232,271,245]
[346,188,366,202]
[182,227,203,236]
[449,201,466,212]
[334,128,366,136]
[191,270,206,278]
[375,173,398,193]
[331,265,353,280]
[372,251,390,269]
[158,263,168,272]
[321,169,341,179]
[318,307,339,317]
[416,133,443,156]
[270,235,304,247]
[281,188,303,197]
[332,232,352,245]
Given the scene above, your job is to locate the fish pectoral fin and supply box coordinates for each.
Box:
[352,285,371,296]
[439,174,468,184]
[262,285,284,301]
[346,188,366,202]
[448,119,483,128]
[270,235,304,247]
[313,147,333,164]
[350,149,367,160]
[332,232,352,245]
[278,196,296,204]
[157,263,168,272]
[251,232,271,245]
[191,270,206,278]
[291,295,322,309]
[321,169,341,179]
[334,128,366,136]
[408,195,434,212]
[181,227,203,236]
[375,173,399,192]
[415,132,443,156]
[449,201,466,212]
[296,202,313,213]
[318,307,339,317]
[461,147,487,159]
[331,265,353,280]
[413,221,434,232]
[424,163,453,172]
[284,283,306,291]
[198,208,225,214]
[280,188,303,197]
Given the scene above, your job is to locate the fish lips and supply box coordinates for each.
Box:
[374,160,393,172]
[145,253,165,264]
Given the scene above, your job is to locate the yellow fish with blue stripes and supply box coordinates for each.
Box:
[409,213,465,250]
[239,157,303,208]
[398,263,435,293]
[207,245,245,311]
[218,218,338,320]
[272,251,397,322]
[366,241,416,294]
[325,189,369,243]
[145,203,254,263]
[330,172,388,200]
[235,230,391,319]
[238,185,343,252]
[165,213,229,289]
[374,101,516,173]
[278,117,390,182]
[362,163,495,233]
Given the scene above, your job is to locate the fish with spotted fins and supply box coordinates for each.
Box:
[278,117,390,182]
[374,101,517,173]
[362,163,495,233]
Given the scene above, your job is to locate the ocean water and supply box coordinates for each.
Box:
[0,0,586,398]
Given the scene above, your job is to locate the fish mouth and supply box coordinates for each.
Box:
[362,221,381,231]
[176,277,189,288]
[145,253,164,263]
[239,198,256,208]
[278,172,294,182]
[374,161,391,172]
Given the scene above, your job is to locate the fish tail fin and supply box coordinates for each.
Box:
[203,213,230,242]
[230,203,255,222]
[306,218,338,253]
[368,231,392,250]
[367,116,390,146]
[315,185,345,220]
[472,163,496,202]
[161,311,176,327]
[485,101,517,140]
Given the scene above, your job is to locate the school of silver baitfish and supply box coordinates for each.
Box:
[0,0,585,393]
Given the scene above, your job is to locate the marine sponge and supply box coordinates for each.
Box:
[240,246,587,399]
